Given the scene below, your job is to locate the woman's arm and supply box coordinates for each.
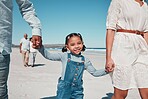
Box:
[105,29,115,72]
[144,32,148,44]
[105,0,121,72]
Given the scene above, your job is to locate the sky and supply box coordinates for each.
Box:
[13,0,111,48]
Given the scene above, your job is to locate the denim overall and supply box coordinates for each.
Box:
[56,53,85,99]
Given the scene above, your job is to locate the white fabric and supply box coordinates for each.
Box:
[29,42,37,52]
[20,38,30,51]
[106,0,148,32]
[107,0,148,90]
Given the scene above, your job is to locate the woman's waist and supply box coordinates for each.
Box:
[116,29,145,38]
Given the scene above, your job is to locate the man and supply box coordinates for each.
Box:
[0,0,42,98]
[20,34,30,67]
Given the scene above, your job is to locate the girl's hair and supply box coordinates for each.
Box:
[62,33,86,52]
[29,37,32,41]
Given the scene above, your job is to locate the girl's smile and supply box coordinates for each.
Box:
[66,36,83,55]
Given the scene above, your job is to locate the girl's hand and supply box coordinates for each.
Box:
[105,58,115,72]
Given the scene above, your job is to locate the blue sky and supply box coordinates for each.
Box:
[13,0,111,48]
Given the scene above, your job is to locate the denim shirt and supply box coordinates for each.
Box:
[39,46,107,80]
[0,0,42,55]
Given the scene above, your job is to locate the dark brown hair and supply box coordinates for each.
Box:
[62,33,86,52]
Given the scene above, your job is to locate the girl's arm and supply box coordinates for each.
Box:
[38,45,63,61]
[85,59,108,77]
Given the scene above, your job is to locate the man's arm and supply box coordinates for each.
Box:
[16,0,42,48]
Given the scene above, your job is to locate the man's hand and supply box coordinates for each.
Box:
[32,35,42,49]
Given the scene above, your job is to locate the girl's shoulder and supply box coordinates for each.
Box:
[81,55,90,64]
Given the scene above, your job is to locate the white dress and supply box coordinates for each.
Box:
[106,0,148,90]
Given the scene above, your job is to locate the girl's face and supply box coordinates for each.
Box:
[66,36,83,55]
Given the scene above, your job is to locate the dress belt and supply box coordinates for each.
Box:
[117,29,144,37]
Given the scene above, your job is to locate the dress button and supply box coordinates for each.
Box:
[74,78,76,80]
[76,68,79,70]
[75,74,78,76]
[72,83,75,86]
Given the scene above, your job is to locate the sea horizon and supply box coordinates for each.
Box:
[45,47,106,52]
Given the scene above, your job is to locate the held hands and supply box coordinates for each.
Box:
[105,58,115,72]
[32,35,42,49]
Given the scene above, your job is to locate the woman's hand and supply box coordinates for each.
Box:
[105,29,115,72]
[105,57,115,72]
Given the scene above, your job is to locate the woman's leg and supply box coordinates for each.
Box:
[112,87,128,99]
[25,51,29,65]
[32,52,37,66]
[138,88,148,99]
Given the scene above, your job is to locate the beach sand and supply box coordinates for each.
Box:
[8,48,141,99]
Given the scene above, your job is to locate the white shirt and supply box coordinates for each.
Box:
[106,0,148,32]
[20,38,30,51]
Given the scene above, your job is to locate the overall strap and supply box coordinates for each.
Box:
[68,53,71,59]
[67,53,71,62]
[81,55,85,62]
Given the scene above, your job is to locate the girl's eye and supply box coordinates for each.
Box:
[77,41,82,45]
[77,42,82,45]
[70,43,75,46]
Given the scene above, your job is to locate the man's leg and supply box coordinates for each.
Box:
[0,54,10,99]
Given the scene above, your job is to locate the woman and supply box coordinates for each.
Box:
[105,0,148,99]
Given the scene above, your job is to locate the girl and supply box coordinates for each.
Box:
[39,33,108,99]
[29,37,38,67]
